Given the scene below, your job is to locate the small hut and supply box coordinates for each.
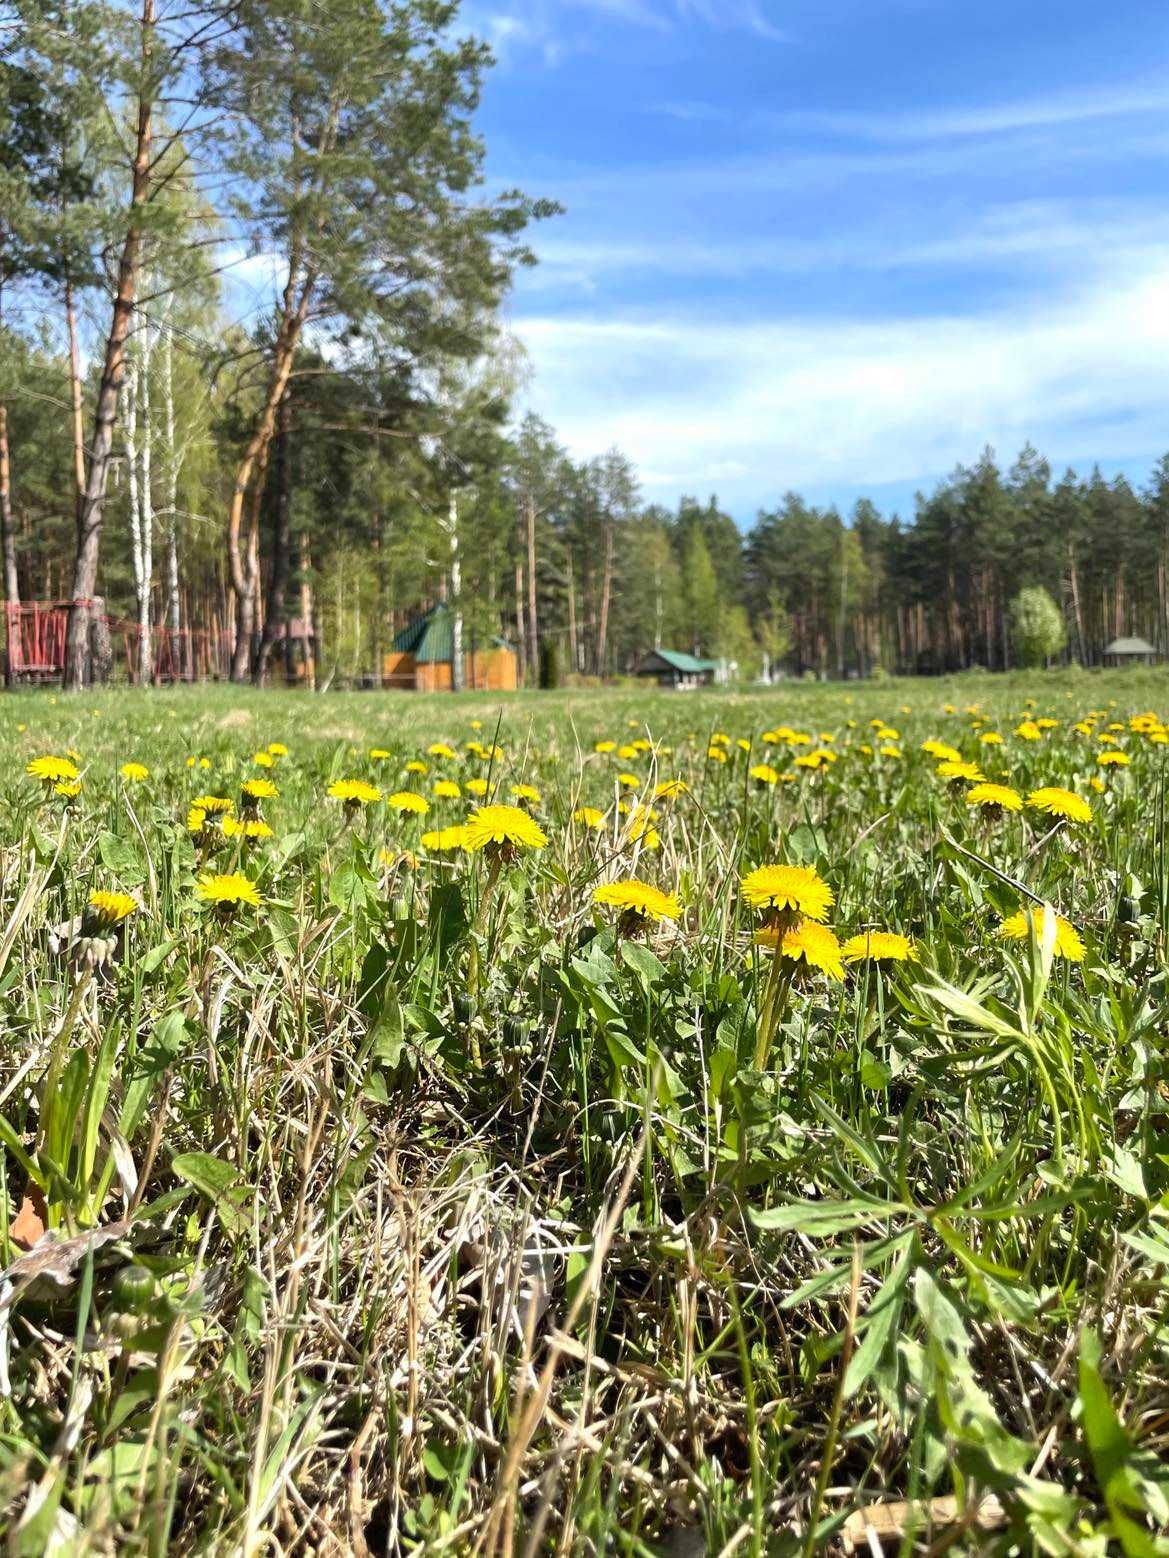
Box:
[635,648,717,689]
[382,604,517,691]
[1103,636,1159,667]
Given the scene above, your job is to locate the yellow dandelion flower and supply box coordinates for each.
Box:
[750,763,780,785]
[328,779,381,805]
[966,783,1023,813]
[433,779,461,799]
[242,778,278,800]
[120,762,150,782]
[268,743,288,758]
[573,806,605,828]
[187,805,208,834]
[28,755,79,784]
[842,931,915,964]
[87,890,138,926]
[406,759,429,775]
[594,878,680,923]
[740,864,833,921]
[369,748,392,761]
[998,907,1084,962]
[428,743,457,760]
[420,825,470,851]
[387,790,429,815]
[594,740,616,754]
[1097,750,1130,767]
[462,804,548,852]
[196,872,261,909]
[465,777,489,798]
[979,732,1004,746]
[1014,720,1042,741]
[922,741,961,762]
[223,817,273,840]
[510,783,541,804]
[192,794,233,815]
[937,760,984,783]
[1027,787,1092,824]
[253,750,275,768]
[754,920,844,981]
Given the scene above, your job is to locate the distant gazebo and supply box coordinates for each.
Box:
[1103,636,1159,666]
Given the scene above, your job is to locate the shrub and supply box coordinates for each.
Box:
[1010,586,1066,668]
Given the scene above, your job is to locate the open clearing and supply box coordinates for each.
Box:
[2,672,1169,1554]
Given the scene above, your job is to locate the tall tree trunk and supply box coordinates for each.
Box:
[525,493,538,676]
[596,519,613,677]
[514,558,526,686]
[449,490,464,693]
[64,0,155,687]
[0,402,17,688]
[255,392,292,685]
[137,306,154,683]
[1067,543,1086,664]
[566,550,578,673]
[231,438,270,681]
[161,297,181,650]
[65,279,86,522]
[227,261,314,682]
[298,530,316,691]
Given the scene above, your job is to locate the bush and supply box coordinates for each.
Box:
[1010,586,1066,668]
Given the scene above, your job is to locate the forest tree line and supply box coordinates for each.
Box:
[3,4,1167,687]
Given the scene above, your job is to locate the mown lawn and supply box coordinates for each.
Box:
[2,669,1168,1554]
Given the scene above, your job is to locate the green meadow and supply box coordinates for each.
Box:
[2,670,1168,1554]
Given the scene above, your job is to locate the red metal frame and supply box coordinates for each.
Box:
[3,601,234,683]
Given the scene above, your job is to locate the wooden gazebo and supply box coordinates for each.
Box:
[1103,636,1159,666]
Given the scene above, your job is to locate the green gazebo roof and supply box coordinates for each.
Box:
[392,604,510,664]
[638,648,717,674]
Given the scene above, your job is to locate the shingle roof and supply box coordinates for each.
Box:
[1105,636,1158,656]
[392,604,510,664]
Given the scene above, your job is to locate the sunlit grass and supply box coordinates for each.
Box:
[1,670,1167,1553]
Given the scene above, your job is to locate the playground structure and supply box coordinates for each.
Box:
[4,601,236,684]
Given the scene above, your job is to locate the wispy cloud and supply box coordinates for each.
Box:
[526,201,1169,287]
[767,82,1169,143]
[460,0,785,63]
[511,256,1169,504]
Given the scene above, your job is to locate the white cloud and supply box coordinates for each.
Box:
[526,200,1169,287]
[510,255,1169,503]
[460,0,785,62]
[773,82,1169,143]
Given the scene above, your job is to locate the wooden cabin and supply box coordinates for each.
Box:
[382,604,517,691]
[634,648,717,689]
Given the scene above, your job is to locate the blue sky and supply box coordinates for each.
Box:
[463,0,1169,522]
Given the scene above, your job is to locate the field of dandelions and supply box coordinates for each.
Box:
[2,671,1169,1556]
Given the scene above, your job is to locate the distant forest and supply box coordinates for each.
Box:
[2,5,1165,685]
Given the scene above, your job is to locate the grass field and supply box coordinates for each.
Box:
[2,669,1169,1555]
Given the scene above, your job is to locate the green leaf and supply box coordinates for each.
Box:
[751,1198,900,1236]
[844,1241,913,1398]
[97,830,143,883]
[171,1152,248,1235]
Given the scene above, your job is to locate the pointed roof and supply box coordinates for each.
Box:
[392,604,511,664]
[1104,636,1158,656]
